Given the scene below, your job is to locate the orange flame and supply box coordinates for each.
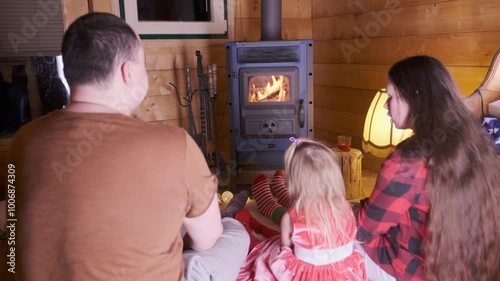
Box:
[248,75,290,102]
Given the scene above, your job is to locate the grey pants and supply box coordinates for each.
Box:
[355,243,397,281]
[182,218,250,281]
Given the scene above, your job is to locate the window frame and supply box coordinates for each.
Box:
[118,0,228,39]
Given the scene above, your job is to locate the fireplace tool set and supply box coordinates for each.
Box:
[170,51,228,187]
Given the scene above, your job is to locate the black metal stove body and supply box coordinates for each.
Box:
[225,40,314,185]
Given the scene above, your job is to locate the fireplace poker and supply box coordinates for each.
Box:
[170,53,228,186]
[207,65,216,142]
[205,69,212,142]
[169,66,200,147]
[208,64,228,181]
[196,51,208,159]
[185,67,200,145]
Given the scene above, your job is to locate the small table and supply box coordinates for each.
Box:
[331,148,363,201]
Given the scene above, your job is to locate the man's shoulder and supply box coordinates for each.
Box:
[11,110,61,139]
[133,120,188,138]
[13,111,188,144]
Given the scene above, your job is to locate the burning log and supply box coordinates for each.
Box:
[248,75,290,102]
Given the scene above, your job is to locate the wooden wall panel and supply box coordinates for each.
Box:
[447,66,488,96]
[135,95,198,122]
[143,42,227,71]
[146,68,228,97]
[283,0,312,19]
[234,18,312,41]
[314,64,389,90]
[312,0,500,172]
[315,63,487,98]
[312,0,500,41]
[314,107,365,139]
[62,0,89,29]
[314,32,500,66]
[315,86,375,114]
[135,91,229,122]
[312,0,455,18]
[88,0,112,13]
[136,41,231,155]
[237,0,312,19]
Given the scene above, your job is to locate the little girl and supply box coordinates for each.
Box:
[237,138,366,281]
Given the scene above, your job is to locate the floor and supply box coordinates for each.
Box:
[0,169,379,280]
[222,167,377,195]
[227,168,377,200]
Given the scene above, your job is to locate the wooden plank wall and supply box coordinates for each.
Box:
[3,0,497,181]
[62,0,89,29]
[312,0,500,171]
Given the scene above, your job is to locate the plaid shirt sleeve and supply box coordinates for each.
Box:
[356,149,429,281]
[357,151,421,242]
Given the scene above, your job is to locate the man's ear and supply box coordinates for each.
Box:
[120,61,133,85]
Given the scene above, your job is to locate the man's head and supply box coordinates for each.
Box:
[62,13,149,114]
[62,12,141,87]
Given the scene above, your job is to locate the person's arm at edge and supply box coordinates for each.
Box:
[183,193,223,251]
[280,211,293,247]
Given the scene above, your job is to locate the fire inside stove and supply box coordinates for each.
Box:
[248,75,291,103]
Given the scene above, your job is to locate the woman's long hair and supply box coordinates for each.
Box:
[284,139,353,248]
[388,56,500,281]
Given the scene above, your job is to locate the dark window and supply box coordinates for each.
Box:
[0,56,69,138]
[137,0,211,22]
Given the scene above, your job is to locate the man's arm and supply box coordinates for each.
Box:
[183,193,223,251]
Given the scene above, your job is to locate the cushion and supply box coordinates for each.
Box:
[481,115,500,153]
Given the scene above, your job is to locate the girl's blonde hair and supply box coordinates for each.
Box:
[284,138,353,247]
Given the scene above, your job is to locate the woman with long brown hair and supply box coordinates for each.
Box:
[357,55,500,281]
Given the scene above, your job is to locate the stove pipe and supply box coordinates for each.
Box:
[260,0,282,41]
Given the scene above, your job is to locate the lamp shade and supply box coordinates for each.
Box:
[362,89,413,158]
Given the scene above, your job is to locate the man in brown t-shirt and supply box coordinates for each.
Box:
[9,12,249,281]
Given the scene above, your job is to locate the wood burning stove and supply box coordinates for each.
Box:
[225,40,314,187]
[223,0,313,188]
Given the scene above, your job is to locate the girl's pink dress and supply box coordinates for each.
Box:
[237,206,366,281]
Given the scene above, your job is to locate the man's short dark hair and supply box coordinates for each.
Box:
[61,12,141,87]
